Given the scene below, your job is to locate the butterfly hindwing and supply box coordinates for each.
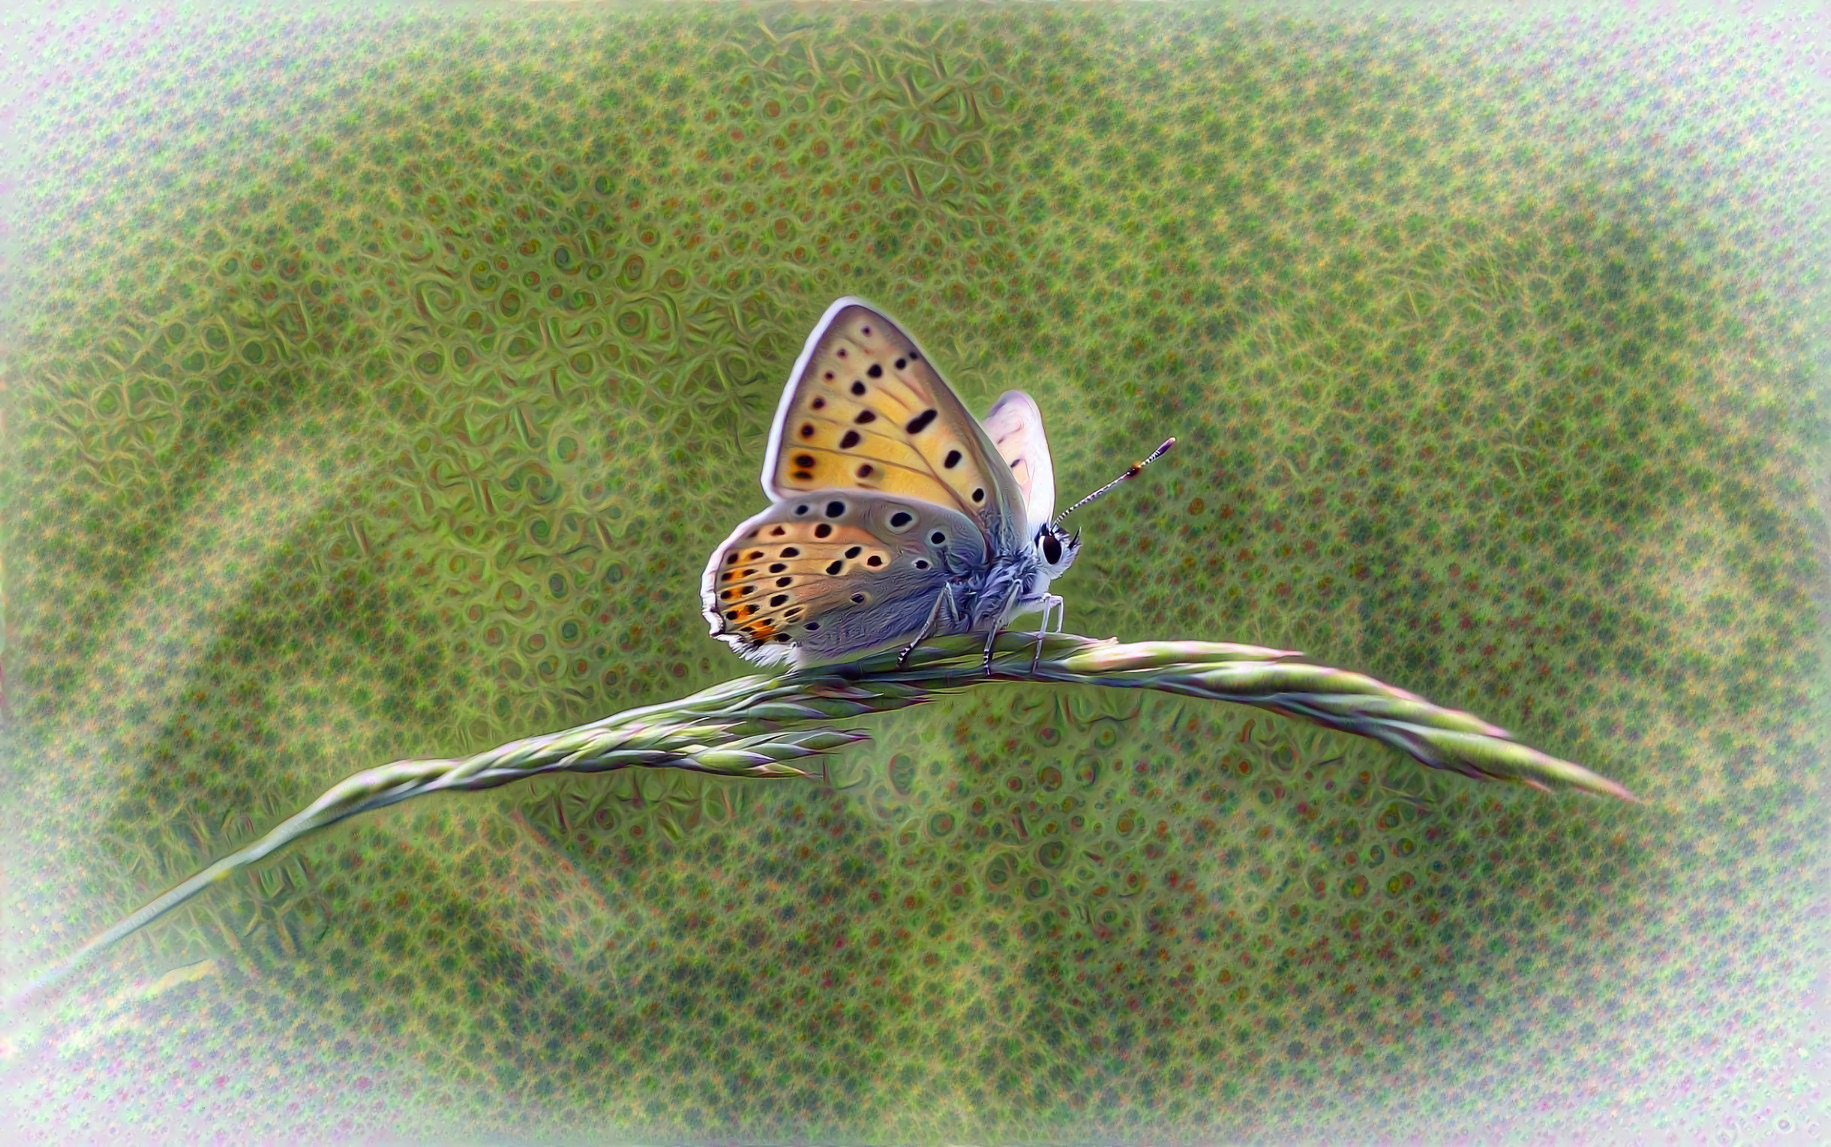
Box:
[761,299,1027,551]
[981,389,1056,534]
[700,490,989,666]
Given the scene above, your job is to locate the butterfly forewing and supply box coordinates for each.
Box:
[981,389,1056,533]
[700,490,988,666]
[761,299,1027,550]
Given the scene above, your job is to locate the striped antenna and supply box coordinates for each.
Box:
[1054,437,1176,526]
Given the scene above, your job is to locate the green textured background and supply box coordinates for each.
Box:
[3,3,1827,1142]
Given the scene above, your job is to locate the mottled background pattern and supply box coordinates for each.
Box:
[3,4,1827,1142]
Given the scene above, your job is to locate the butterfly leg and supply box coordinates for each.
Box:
[1030,593,1064,671]
[897,584,957,670]
[982,583,1022,676]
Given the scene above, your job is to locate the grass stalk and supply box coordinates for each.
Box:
[5,631,1633,1010]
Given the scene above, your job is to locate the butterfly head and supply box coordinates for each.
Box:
[1033,522,1081,579]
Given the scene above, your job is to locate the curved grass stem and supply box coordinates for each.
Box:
[6,631,1634,1010]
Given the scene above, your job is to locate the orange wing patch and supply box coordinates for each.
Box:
[768,305,1011,526]
[709,516,899,648]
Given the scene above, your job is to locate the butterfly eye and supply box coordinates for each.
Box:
[1041,532,1063,565]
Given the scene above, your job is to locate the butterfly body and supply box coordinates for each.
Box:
[907,532,1061,648]
[702,298,1082,669]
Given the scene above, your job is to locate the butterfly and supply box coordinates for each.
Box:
[701,297,1172,673]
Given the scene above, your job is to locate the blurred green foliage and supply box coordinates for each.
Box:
[2,5,1824,1142]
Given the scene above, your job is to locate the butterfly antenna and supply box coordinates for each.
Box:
[1053,438,1176,526]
